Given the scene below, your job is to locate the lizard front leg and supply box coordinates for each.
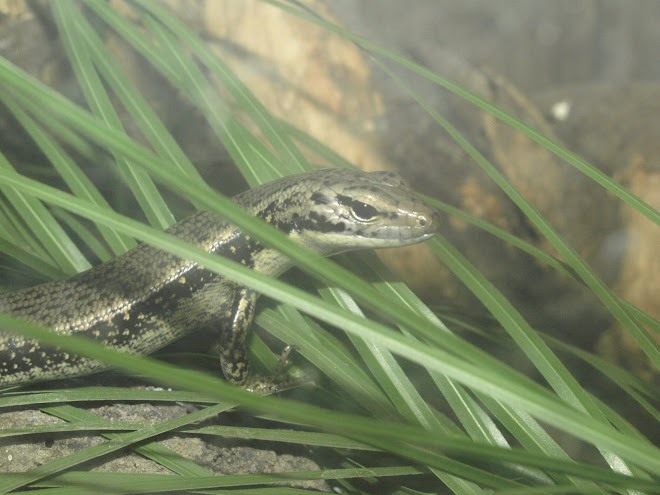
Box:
[218,285,297,394]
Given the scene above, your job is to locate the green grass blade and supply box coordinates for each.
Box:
[59,2,207,190]
[427,235,636,475]
[50,207,113,262]
[460,313,660,431]
[0,240,64,282]
[0,400,231,493]
[52,0,174,229]
[267,286,491,494]
[257,306,397,419]
[478,397,603,490]
[0,387,219,408]
[0,152,89,273]
[141,10,288,185]
[317,282,445,427]
[1,94,133,256]
[343,253,565,486]
[44,405,212,477]
[0,421,376,451]
[316,283,493,492]
[36,467,425,493]
[133,0,309,174]
[81,0,290,186]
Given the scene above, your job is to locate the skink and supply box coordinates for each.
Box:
[0,168,439,392]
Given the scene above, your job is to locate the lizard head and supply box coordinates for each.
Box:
[248,168,439,255]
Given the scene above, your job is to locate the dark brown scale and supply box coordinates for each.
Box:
[0,168,440,392]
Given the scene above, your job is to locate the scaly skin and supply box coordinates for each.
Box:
[0,168,439,392]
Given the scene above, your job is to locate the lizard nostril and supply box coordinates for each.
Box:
[418,216,427,227]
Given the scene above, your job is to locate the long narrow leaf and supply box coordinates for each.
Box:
[1,87,133,255]
[52,0,174,229]
[133,0,309,174]
[0,153,89,273]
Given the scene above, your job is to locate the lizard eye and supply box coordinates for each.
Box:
[349,201,379,222]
